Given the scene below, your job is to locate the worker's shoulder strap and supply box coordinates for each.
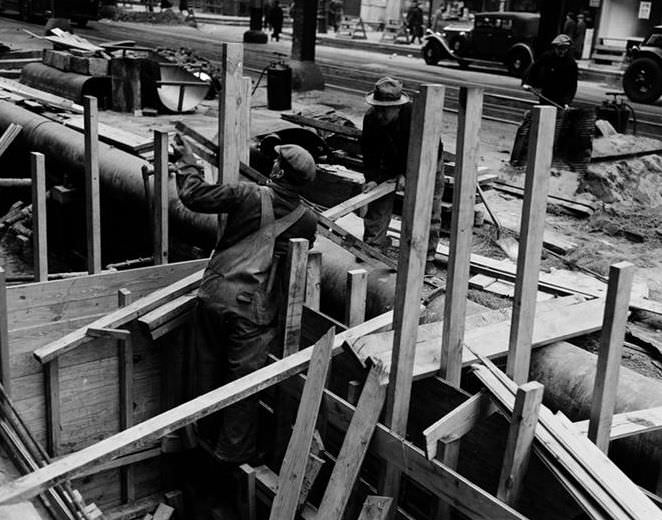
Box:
[259,186,307,237]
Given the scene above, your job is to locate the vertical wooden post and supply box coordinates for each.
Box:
[588,261,634,452]
[218,42,244,185]
[497,381,544,505]
[345,269,368,327]
[283,238,309,356]
[30,152,48,282]
[44,358,60,457]
[433,87,481,520]
[305,250,322,311]
[0,269,9,397]
[381,84,445,502]
[439,86,483,386]
[506,106,556,385]
[153,130,169,265]
[240,76,251,164]
[84,95,101,274]
[117,288,135,503]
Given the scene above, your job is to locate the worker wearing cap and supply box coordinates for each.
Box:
[362,76,444,273]
[174,136,317,464]
[523,34,578,108]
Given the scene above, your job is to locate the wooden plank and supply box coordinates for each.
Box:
[0,270,8,397]
[357,496,393,519]
[152,503,174,520]
[345,269,367,327]
[507,106,555,384]
[322,183,396,221]
[440,86,483,387]
[269,329,335,520]
[238,464,257,520]
[44,358,60,457]
[316,361,388,518]
[496,381,544,505]
[117,289,135,504]
[218,42,243,184]
[138,293,197,332]
[30,152,48,283]
[305,251,321,311]
[0,313,393,506]
[280,113,363,138]
[31,266,207,363]
[574,406,662,440]
[492,182,595,217]
[588,262,634,452]
[0,79,83,113]
[423,391,498,460]
[153,131,169,265]
[0,123,21,158]
[283,239,309,356]
[382,85,445,500]
[84,96,101,275]
[62,117,153,154]
[473,360,661,520]
[240,77,251,164]
[299,453,324,508]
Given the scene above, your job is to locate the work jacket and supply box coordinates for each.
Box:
[526,50,578,107]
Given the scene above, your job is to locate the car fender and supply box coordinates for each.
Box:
[423,31,460,61]
[507,42,534,63]
[631,49,662,64]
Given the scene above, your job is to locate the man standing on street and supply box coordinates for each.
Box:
[406,1,424,45]
[361,77,444,274]
[268,0,284,41]
[174,136,318,465]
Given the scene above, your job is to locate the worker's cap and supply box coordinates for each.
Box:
[366,77,410,107]
[275,144,317,184]
[551,34,573,47]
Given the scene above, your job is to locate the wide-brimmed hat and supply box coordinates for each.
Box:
[551,34,572,47]
[275,144,317,184]
[366,77,409,106]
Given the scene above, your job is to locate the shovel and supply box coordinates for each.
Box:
[476,184,519,261]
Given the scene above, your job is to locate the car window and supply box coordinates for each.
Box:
[644,33,662,47]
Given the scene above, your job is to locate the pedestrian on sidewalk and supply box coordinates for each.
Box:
[268,0,284,41]
[431,4,446,33]
[173,135,318,465]
[562,12,577,42]
[263,0,272,31]
[406,1,424,44]
[328,0,343,33]
[361,77,445,274]
[575,12,587,59]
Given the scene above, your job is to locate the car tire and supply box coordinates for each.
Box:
[507,48,532,77]
[422,41,441,65]
[623,57,662,104]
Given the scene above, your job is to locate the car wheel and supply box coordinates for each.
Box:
[623,57,662,104]
[507,48,532,77]
[422,42,441,65]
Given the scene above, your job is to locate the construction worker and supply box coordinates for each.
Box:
[361,76,444,274]
[173,135,318,465]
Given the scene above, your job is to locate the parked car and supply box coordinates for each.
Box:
[0,0,100,26]
[422,11,539,77]
[623,26,662,104]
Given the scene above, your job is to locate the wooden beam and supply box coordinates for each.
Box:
[506,106,555,385]
[283,239,309,356]
[440,86,483,386]
[316,360,388,518]
[269,328,335,520]
[238,464,257,520]
[30,152,48,282]
[0,312,393,505]
[240,77,251,164]
[322,183,397,221]
[84,95,101,275]
[117,288,135,504]
[423,391,498,460]
[33,269,205,363]
[0,269,8,396]
[496,381,544,505]
[305,251,321,311]
[357,496,393,520]
[382,84,445,501]
[153,131,169,265]
[218,42,243,184]
[0,123,22,158]
[574,406,662,440]
[44,358,60,457]
[280,113,363,138]
[345,269,368,327]
[588,261,634,452]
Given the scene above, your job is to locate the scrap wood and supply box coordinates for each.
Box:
[472,359,662,520]
[357,496,393,519]
[280,113,362,139]
[572,406,662,440]
[0,312,394,505]
[321,182,396,221]
[345,297,605,379]
[492,182,596,217]
[0,122,20,158]
[0,79,83,113]
[24,28,104,53]
[626,323,662,358]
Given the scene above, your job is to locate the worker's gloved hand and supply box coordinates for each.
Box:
[362,181,378,193]
[563,104,570,110]
[396,175,406,191]
[171,132,198,169]
[522,84,532,91]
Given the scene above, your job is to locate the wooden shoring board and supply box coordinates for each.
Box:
[473,362,662,520]
[357,496,393,519]
[315,361,388,518]
[574,406,662,440]
[321,183,396,221]
[0,81,83,113]
[62,116,153,154]
[347,298,605,379]
[0,123,21,158]
[0,312,394,504]
[280,113,363,138]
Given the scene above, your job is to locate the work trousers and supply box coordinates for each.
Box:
[363,169,444,262]
[194,300,278,463]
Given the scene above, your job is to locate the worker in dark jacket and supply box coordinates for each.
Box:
[174,136,318,465]
[361,76,444,273]
[268,0,284,41]
[523,34,578,107]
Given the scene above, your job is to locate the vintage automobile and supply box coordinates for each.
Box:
[0,0,100,26]
[422,11,539,77]
[623,26,662,104]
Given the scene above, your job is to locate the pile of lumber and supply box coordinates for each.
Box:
[42,49,109,77]
[0,50,41,80]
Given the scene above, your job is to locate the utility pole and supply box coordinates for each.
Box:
[290,0,325,90]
